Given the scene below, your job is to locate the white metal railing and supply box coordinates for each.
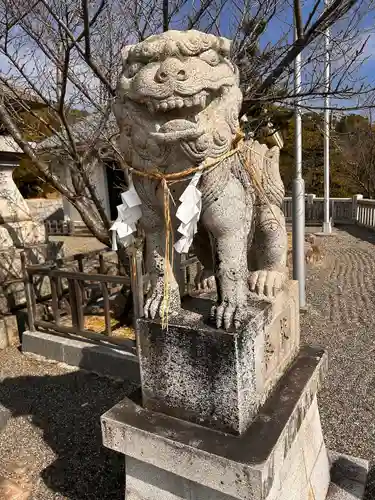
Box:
[282,194,365,226]
[43,193,375,234]
[356,198,375,228]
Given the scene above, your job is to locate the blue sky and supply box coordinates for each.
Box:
[215,0,375,112]
[2,0,375,114]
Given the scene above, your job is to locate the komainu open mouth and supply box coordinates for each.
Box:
[150,118,204,142]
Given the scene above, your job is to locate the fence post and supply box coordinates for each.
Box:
[305,194,315,223]
[306,193,316,204]
[99,254,112,336]
[67,278,84,330]
[352,194,363,224]
[76,254,87,303]
[21,252,36,332]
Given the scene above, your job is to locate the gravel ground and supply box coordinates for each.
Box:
[0,349,137,499]
[300,225,375,499]
[1,225,375,499]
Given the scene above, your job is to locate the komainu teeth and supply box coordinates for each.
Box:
[167,99,176,110]
[193,94,200,106]
[148,91,208,112]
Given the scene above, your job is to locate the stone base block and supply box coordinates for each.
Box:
[137,280,299,435]
[22,330,139,381]
[102,346,333,500]
[117,451,369,500]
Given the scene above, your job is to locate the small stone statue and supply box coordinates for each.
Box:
[113,29,287,330]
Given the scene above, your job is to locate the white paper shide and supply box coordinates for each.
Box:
[174,171,203,254]
[110,183,142,251]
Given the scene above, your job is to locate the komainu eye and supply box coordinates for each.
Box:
[126,62,143,78]
[199,49,221,66]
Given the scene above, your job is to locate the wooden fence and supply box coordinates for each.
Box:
[22,245,199,347]
[22,255,132,345]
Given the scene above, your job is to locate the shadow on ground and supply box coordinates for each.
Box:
[364,465,375,500]
[0,348,137,500]
[337,224,375,245]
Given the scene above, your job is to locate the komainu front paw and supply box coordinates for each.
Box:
[210,299,248,331]
[144,277,180,319]
[210,280,248,330]
[248,270,287,297]
[194,268,216,292]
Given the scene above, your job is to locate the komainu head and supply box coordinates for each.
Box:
[115,30,243,163]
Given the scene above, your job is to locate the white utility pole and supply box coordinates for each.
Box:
[322,0,332,234]
[292,34,306,308]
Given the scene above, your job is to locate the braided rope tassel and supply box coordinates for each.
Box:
[160,179,175,330]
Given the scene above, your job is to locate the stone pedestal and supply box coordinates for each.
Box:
[103,347,330,500]
[137,281,299,434]
[101,282,368,500]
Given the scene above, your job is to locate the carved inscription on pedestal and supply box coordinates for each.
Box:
[263,305,292,382]
[254,282,300,408]
[280,316,289,341]
[264,334,275,370]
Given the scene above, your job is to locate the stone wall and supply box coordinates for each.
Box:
[26,198,64,222]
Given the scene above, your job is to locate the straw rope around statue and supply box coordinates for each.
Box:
[112,130,282,329]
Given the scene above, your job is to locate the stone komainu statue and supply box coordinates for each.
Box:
[114,29,287,330]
